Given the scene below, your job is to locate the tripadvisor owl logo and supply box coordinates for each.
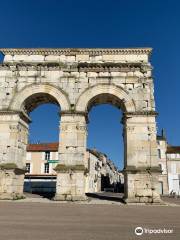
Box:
[135,227,143,236]
[134,226,173,235]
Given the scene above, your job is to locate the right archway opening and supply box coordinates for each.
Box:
[86,93,126,198]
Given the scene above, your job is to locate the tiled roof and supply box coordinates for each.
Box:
[27,142,59,152]
[166,146,180,154]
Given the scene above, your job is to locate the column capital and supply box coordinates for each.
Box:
[0,110,31,124]
[124,111,158,117]
[121,111,158,124]
[122,166,162,174]
[59,111,89,123]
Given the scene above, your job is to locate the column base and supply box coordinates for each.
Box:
[54,194,87,201]
[0,166,25,200]
[123,196,164,204]
[0,192,25,200]
[55,165,87,201]
[123,168,164,204]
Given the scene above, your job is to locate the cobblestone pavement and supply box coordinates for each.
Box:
[0,200,179,240]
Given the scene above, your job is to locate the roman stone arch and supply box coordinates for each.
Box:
[0,48,161,203]
[9,83,70,113]
[75,84,136,113]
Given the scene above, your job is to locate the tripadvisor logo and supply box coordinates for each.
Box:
[135,227,143,236]
[135,226,173,236]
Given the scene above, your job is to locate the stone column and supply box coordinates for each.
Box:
[54,112,87,201]
[0,111,29,199]
[123,112,162,204]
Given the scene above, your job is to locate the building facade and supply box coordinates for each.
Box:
[26,143,59,175]
[157,133,169,195]
[25,134,180,197]
[166,146,180,195]
[85,149,121,193]
[157,131,180,196]
[24,143,121,194]
[24,143,58,194]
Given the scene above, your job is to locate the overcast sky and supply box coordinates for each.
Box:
[0,0,180,169]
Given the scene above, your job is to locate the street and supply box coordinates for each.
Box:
[0,201,179,240]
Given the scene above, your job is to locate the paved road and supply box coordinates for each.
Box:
[0,202,179,240]
[161,196,180,205]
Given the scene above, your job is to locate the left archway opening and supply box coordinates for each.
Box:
[23,93,60,199]
[28,103,59,144]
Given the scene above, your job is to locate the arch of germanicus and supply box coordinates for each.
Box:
[0,48,161,203]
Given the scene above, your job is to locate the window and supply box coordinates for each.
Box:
[44,163,49,173]
[45,151,50,160]
[26,163,31,173]
[158,149,161,158]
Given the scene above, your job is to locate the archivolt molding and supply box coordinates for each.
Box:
[9,83,70,113]
[75,84,136,113]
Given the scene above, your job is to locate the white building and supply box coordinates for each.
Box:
[157,130,180,196]
[166,146,180,195]
[157,133,169,195]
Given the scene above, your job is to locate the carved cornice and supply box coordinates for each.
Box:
[60,110,87,116]
[60,110,89,123]
[0,110,19,115]
[121,111,158,124]
[0,110,31,123]
[0,48,152,56]
[123,166,162,174]
[0,62,150,72]
[54,164,86,173]
[78,62,143,72]
[124,111,158,116]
